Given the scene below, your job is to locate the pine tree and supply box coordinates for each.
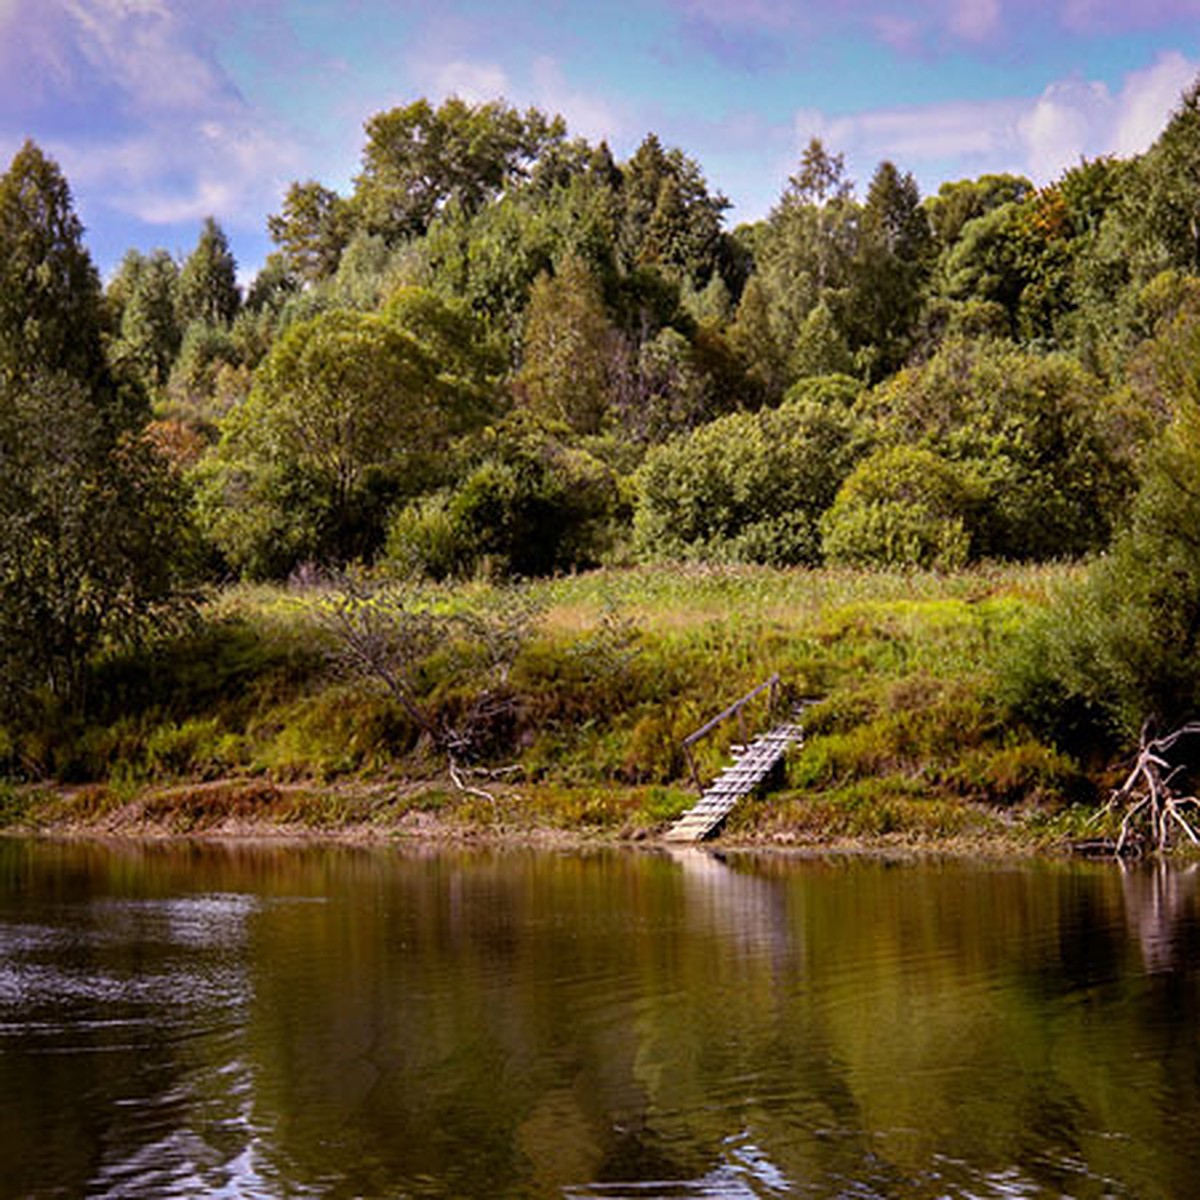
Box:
[0,140,108,390]
[177,216,240,327]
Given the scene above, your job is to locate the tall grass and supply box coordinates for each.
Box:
[2,562,1089,839]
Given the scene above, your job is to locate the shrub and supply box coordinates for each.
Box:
[1002,379,1200,746]
[387,423,621,579]
[632,386,861,564]
[820,446,977,569]
[858,338,1138,560]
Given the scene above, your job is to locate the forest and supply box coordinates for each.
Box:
[5,82,1200,845]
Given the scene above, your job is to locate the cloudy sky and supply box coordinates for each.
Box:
[2,0,1199,279]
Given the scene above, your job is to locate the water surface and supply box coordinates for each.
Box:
[2,840,1198,1198]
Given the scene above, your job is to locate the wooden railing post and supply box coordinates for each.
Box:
[680,673,781,795]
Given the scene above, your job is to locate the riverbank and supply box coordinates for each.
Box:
[0,772,1073,858]
[0,563,1116,853]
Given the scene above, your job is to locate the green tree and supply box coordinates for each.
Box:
[0,145,192,726]
[1128,78,1200,276]
[168,319,240,414]
[517,253,618,435]
[936,203,1026,336]
[742,139,861,399]
[621,326,716,442]
[0,371,194,721]
[617,134,730,287]
[353,97,565,242]
[860,338,1136,559]
[1006,365,1200,745]
[0,140,109,392]
[177,216,240,328]
[791,301,855,379]
[844,161,933,378]
[728,274,789,403]
[267,180,353,284]
[925,173,1033,248]
[199,308,487,576]
[113,249,181,390]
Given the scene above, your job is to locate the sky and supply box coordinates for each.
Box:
[2,0,1199,281]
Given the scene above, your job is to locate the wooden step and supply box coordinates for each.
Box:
[664,718,805,843]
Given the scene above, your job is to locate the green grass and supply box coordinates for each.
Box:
[0,562,1099,846]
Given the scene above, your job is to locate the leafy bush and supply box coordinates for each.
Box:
[820,445,978,569]
[387,421,622,578]
[1003,382,1200,747]
[632,379,861,564]
[858,338,1138,560]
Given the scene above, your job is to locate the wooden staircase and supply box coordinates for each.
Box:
[664,680,809,843]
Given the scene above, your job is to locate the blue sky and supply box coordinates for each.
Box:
[2,0,1199,280]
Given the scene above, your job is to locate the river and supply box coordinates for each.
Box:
[2,839,1198,1198]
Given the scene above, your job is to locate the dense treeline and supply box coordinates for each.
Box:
[107,89,1200,584]
[8,81,1200,781]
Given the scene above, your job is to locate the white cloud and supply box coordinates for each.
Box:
[794,98,1027,178]
[1017,78,1111,179]
[429,60,511,103]
[530,57,623,144]
[794,52,1200,190]
[1110,50,1198,156]
[0,0,302,231]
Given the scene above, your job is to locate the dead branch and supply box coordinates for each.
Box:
[1109,722,1200,855]
[448,757,501,827]
[301,568,532,815]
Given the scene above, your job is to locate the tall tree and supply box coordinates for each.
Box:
[0,144,193,721]
[747,139,861,396]
[114,249,181,390]
[844,161,933,378]
[617,134,730,287]
[177,216,240,327]
[0,371,193,719]
[267,180,353,284]
[925,173,1033,248]
[199,304,491,576]
[517,253,618,435]
[0,140,108,390]
[353,97,566,242]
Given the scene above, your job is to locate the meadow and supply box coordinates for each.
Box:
[0,562,1109,850]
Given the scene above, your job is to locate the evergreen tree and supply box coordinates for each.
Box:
[0,140,108,391]
[115,249,181,390]
[177,216,240,327]
[0,144,193,720]
[844,161,933,378]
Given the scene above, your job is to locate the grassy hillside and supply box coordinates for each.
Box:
[0,563,1104,847]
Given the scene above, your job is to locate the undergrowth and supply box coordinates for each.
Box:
[0,563,1092,844]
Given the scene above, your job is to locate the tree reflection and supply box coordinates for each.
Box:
[5,843,1200,1198]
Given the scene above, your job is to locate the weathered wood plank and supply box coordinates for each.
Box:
[664,719,804,843]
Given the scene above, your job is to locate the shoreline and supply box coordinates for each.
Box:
[0,776,1074,859]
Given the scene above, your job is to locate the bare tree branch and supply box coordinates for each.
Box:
[1109,722,1200,854]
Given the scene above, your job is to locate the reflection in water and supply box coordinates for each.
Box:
[665,847,796,969]
[2,840,1200,1197]
[566,1131,790,1198]
[1120,861,1199,973]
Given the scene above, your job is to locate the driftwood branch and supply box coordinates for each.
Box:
[1109,722,1200,855]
